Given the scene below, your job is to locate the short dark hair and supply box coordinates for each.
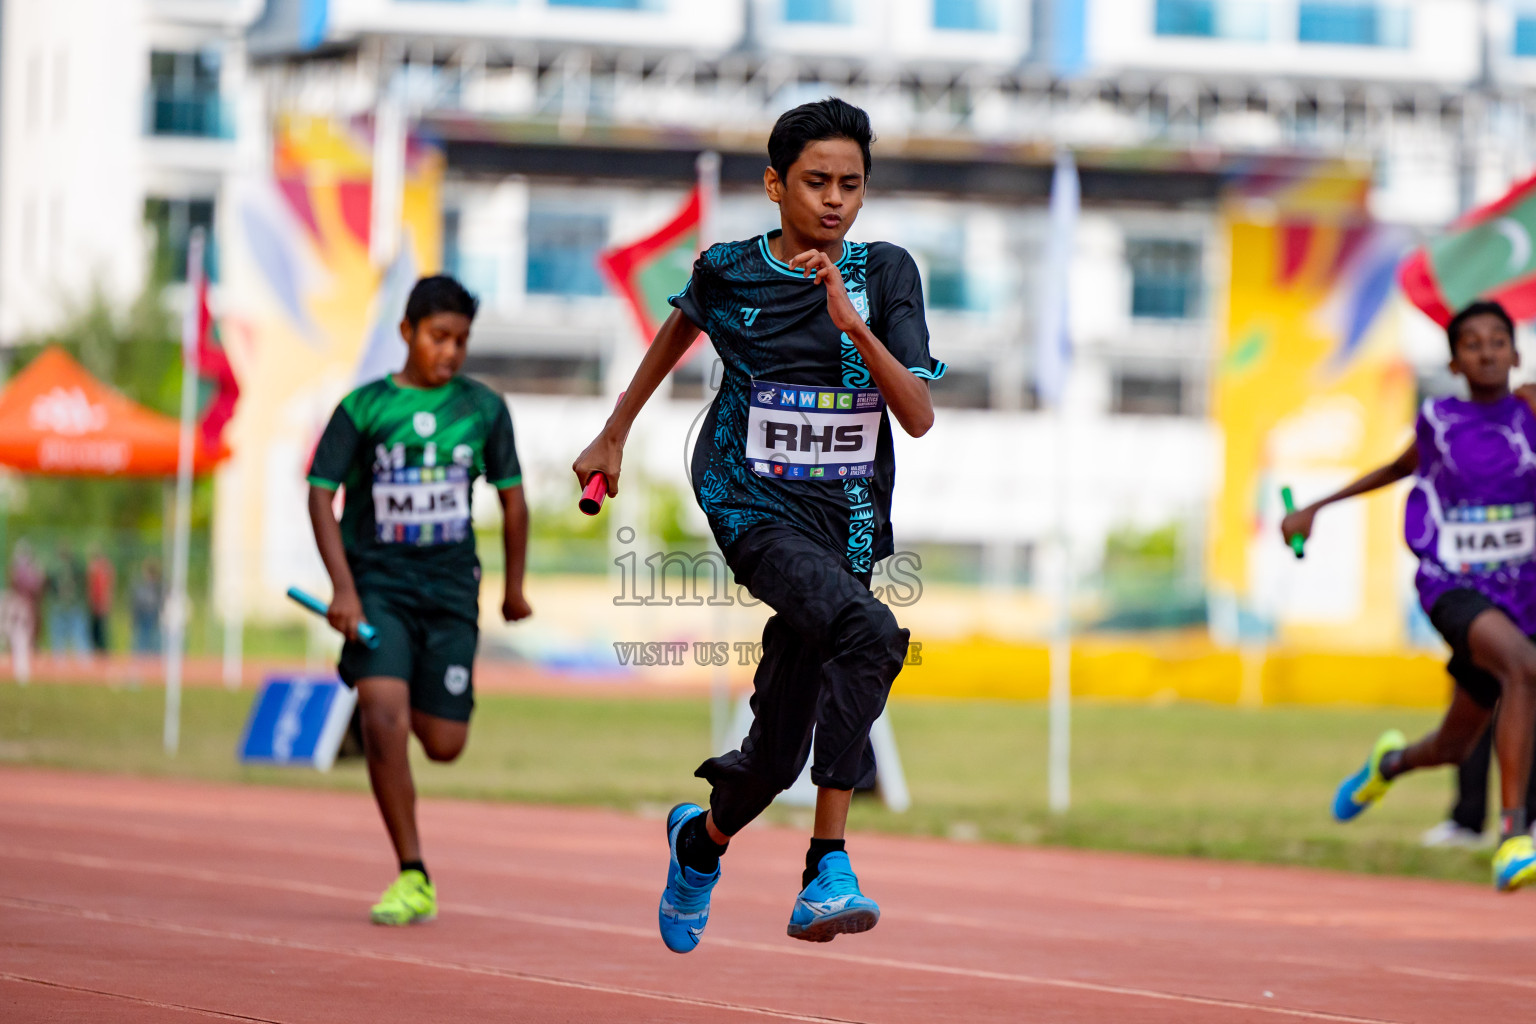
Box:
[1447,300,1515,355]
[767,97,874,181]
[404,275,478,325]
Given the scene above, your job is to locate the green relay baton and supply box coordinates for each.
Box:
[1280,486,1305,560]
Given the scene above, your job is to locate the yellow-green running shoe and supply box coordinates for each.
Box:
[1332,729,1407,821]
[1493,835,1536,892]
[370,869,436,925]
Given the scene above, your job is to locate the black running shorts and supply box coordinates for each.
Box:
[1433,588,1521,711]
[337,588,478,722]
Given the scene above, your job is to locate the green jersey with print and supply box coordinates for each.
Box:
[307,375,521,608]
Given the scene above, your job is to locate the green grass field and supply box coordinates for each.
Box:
[0,682,1492,883]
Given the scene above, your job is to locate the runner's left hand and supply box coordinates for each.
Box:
[502,590,532,622]
[1280,507,1316,546]
[789,249,862,334]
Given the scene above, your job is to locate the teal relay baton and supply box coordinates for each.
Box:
[287,587,380,649]
[1280,486,1305,560]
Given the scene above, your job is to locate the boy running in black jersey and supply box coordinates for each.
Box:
[574,98,944,950]
[308,276,532,924]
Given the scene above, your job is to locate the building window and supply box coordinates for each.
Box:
[145,198,217,283]
[548,0,651,8]
[933,0,998,32]
[1296,2,1409,47]
[919,224,989,313]
[783,0,853,25]
[1128,239,1202,319]
[928,369,992,409]
[1112,373,1188,416]
[926,264,987,312]
[1516,16,1536,57]
[461,353,603,396]
[147,50,230,138]
[1154,0,1268,40]
[526,209,607,297]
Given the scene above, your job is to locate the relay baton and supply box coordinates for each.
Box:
[1280,486,1305,560]
[286,586,380,649]
[579,473,609,516]
[578,391,626,516]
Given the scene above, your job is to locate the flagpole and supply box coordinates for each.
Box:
[165,228,204,755]
[1038,150,1079,813]
[1048,405,1072,812]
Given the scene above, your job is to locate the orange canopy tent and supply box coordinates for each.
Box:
[0,346,226,477]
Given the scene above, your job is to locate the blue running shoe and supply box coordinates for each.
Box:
[787,850,880,943]
[658,803,720,954]
[1332,728,1406,822]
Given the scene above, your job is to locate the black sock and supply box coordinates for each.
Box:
[677,815,727,875]
[1502,809,1529,842]
[400,859,429,882]
[1379,749,1406,780]
[803,838,846,888]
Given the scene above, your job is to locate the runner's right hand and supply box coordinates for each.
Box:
[1280,507,1316,547]
[327,587,367,643]
[572,434,623,497]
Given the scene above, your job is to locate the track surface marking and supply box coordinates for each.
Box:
[1,767,1527,1022]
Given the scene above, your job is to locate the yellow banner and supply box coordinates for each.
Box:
[214,115,443,619]
[1210,170,1415,650]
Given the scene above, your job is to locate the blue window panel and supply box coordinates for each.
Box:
[1297,3,1409,47]
[1155,0,1268,40]
[298,0,329,49]
[1517,16,1536,57]
[1156,0,1216,36]
[1128,240,1201,320]
[526,210,608,297]
[926,267,992,313]
[147,50,232,139]
[784,0,852,24]
[933,0,998,32]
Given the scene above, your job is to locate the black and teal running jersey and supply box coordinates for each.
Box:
[670,231,945,573]
[307,374,521,606]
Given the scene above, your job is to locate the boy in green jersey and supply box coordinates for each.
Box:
[307,275,531,925]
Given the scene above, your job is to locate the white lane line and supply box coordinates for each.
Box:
[0,970,285,1022]
[0,896,863,1024]
[4,825,1527,993]
[1,850,1404,1023]
[7,805,1518,945]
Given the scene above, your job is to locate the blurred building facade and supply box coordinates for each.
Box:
[233,2,1536,607]
[14,1,1536,633]
[0,0,264,341]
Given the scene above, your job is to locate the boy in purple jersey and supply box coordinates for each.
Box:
[1292,301,1536,890]
[1284,345,1536,850]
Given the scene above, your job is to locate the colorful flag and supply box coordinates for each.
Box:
[597,187,703,342]
[1311,225,1409,370]
[1400,170,1536,325]
[194,278,240,453]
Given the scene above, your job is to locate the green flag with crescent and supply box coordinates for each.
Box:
[1401,171,1536,325]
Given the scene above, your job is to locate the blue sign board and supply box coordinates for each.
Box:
[238,676,356,771]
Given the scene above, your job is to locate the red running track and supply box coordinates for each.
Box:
[2,767,1533,1023]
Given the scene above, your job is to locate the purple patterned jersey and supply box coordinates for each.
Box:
[1407,394,1536,632]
